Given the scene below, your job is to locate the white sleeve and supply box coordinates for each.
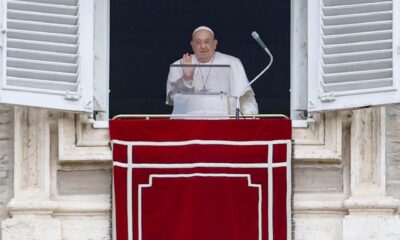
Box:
[230,59,250,97]
[166,63,194,105]
[182,79,194,88]
[166,65,180,105]
[230,58,259,114]
[240,90,259,114]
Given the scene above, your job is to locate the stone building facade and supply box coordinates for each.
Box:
[0,106,13,231]
[0,105,398,239]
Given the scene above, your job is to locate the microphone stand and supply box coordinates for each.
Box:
[235,32,273,119]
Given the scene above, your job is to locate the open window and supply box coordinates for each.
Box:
[108,0,291,118]
[307,0,400,112]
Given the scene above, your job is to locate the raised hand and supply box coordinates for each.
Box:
[181,53,195,80]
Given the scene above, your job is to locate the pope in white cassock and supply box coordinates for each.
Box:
[166,26,259,115]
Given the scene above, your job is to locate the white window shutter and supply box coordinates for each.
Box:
[308,0,400,112]
[0,0,94,112]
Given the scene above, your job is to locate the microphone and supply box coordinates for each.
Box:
[252,31,272,56]
[235,31,273,119]
[252,31,267,49]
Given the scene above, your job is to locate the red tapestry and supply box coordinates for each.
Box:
[110,119,291,240]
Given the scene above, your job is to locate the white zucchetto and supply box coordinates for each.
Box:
[192,26,214,36]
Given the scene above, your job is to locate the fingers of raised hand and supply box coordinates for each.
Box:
[182,53,192,64]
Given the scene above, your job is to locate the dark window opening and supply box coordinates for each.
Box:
[110,0,290,117]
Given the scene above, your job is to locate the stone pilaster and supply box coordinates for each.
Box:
[343,107,400,240]
[2,107,61,240]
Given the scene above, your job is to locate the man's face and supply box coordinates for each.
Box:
[191,30,218,63]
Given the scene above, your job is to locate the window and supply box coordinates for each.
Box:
[0,0,94,112]
[307,0,400,112]
[109,0,291,117]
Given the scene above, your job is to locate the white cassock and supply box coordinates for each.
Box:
[166,51,259,114]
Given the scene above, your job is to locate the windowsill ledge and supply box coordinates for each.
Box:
[93,119,310,129]
[292,120,309,128]
[93,120,109,129]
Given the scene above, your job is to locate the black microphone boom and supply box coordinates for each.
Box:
[235,31,273,119]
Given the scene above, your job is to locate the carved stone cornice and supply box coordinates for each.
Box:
[293,193,347,216]
[58,113,112,162]
[293,112,342,162]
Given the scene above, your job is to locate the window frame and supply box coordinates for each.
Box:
[93,0,307,128]
[93,0,110,121]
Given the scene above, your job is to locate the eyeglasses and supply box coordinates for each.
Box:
[192,39,214,47]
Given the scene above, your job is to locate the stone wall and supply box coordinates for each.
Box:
[1,109,111,240]
[386,104,400,199]
[0,105,13,240]
[0,105,399,239]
